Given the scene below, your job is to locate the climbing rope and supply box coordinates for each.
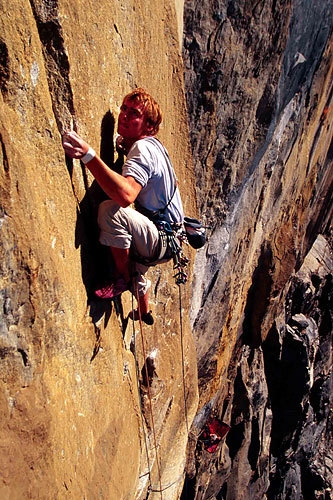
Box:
[132,279,163,500]
[170,234,190,436]
[129,239,190,499]
[130,291,153,492]
[149,474,185,493]
[178,283,190,437]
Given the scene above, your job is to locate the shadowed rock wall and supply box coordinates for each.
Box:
[183,0,332,498]
[1,0,332,498]
[0,1,198,499]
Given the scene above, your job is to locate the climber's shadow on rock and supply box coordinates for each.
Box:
[74,110,125,329]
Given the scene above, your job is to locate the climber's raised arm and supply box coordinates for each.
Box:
[62,130,142,207]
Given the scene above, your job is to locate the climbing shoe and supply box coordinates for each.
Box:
[95,278,130,299]
[129,309,154,325]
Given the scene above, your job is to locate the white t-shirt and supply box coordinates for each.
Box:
[122,137,184,224]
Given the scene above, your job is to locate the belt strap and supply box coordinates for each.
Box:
[157,230,170,260]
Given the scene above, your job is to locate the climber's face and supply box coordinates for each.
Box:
[118,98,150,141]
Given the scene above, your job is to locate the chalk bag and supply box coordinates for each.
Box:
[184,217,206,249]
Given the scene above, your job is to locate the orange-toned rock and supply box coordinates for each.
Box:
[0,1,197,498]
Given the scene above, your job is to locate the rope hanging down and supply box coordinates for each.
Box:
[128,222,193,498]
[130,299,189,499]
[178,283,190,437]
[130,292,153,493]
[132,280,163,500]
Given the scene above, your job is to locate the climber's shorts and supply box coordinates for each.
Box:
[98,200,167,296]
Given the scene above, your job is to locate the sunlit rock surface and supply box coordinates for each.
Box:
[0,0,332,499]
[0,1,198,499]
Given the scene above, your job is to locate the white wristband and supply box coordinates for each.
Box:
[81,147,96,164]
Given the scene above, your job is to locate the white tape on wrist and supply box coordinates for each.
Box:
[81,147,96,164]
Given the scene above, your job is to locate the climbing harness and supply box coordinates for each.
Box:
[131,216,190,288]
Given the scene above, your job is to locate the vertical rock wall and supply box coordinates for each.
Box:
[183,0,332,498]
[0,1,198,499]
[1,0,332,498]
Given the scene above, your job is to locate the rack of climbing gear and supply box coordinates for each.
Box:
[154,220,190,286]
[173,251,189,285]
[172,224,190,285]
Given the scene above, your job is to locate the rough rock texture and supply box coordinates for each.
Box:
[1,0,332,499]
[183,0,332,498]
[0,1,198,499]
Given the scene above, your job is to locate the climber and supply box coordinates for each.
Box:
[199,417,230,453]
[62,88,185,325]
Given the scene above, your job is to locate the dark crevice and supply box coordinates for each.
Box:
[248,416,260,471]
[17,348,29,367]
[256,82,276,129]
[180,476,196,500]
[28,0,75,132]
[266,325,309,456]
[0,38,10,97]
[226,365,250,459]
[0,133,9,173]
[226,420,245,461]
[301,460,331,500]
[242,242,273,347]
[200,269,219,307]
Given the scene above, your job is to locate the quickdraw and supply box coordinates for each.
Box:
[173,251,189,285]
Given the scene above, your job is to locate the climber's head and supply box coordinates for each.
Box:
[118,88,162,141]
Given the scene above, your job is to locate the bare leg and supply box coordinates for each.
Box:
[110,246,149,313]
[129,291,154,325]
[110,247,131,283]
[138,291,150,315]
[110,247,154,324]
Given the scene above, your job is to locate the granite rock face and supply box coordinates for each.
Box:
[0,0,332,499]
[0,1,198,499]
[183,0,332,498]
